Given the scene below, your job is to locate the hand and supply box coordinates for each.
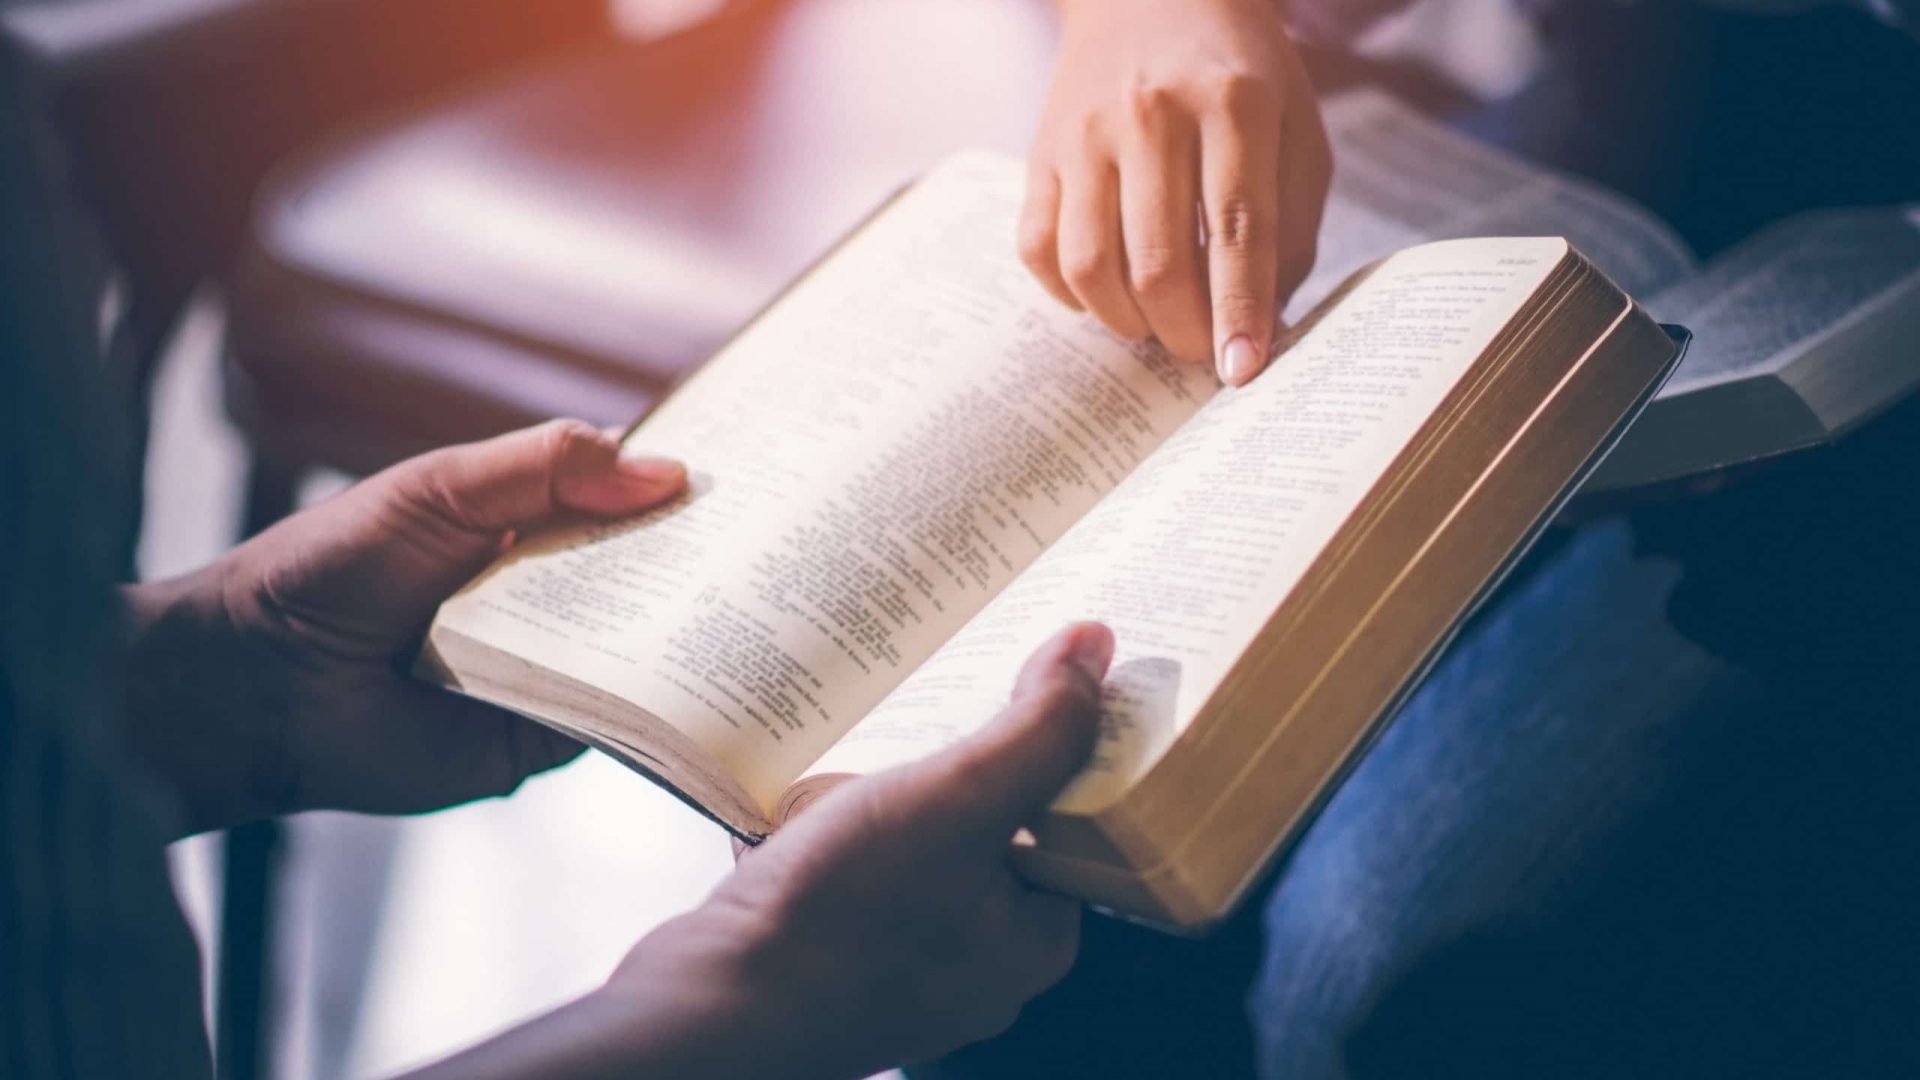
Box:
[407,623,1115,1080]
[122,420,687,834]
[1022,0,1332,386]
[636,622,1112,1076]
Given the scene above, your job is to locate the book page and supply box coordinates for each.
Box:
[1647,206,1920,397]
[431,153,1215,813]
[801,238,1568,814]
[1291,91,1695,322]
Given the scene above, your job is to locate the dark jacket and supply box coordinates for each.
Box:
[0,22,213,1079]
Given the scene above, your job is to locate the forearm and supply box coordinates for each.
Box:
[119,569,283,835]
[394,920,830,1080]
[394,991,672,1080]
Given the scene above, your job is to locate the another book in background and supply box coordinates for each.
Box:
[418,151,1681,930]
[1300,91,1920,492]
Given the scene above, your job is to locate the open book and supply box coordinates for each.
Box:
[420,151,1680,930]
[1304,92,1920,491]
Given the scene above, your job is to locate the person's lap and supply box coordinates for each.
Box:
[922,508,1918,1078]
[1254,515,1919,1077]
[1246,516,1740,1077]
[918,521,1713,1077]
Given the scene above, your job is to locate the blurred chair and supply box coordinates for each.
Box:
[215,0,1474,505]
[222,0,1061,515]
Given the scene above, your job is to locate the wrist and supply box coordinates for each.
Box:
[600,910,803,1075]
[591,904,872,1080]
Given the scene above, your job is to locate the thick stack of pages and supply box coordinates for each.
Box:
[421,151,1679,930]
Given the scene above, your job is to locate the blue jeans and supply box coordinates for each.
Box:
[922,507,1920,1079]
[1251,513,1920,1078]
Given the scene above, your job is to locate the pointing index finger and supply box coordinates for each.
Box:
[1201,88,1284,387]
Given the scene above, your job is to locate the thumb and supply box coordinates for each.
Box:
[255,420,687,635]
[388,419,687,534]
[905,622,1114,845]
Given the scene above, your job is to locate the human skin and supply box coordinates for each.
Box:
[120,419,1117,1079]
[1024,0,1332,386]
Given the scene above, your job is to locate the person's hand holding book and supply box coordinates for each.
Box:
[119,420,687,834]
[123,414,1123,1078]
[1023,0,1331,386]
[400,622,1116,1080]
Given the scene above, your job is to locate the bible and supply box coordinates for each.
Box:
[418,151,1681,930]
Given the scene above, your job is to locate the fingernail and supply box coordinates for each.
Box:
[1217,335,1260,387]
[1062,623,1115,684]
[615,453,686,493]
